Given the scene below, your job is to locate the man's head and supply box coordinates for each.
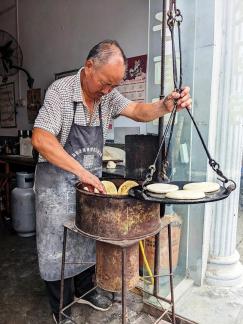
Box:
[82,40,127,100]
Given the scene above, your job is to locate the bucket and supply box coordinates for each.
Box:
[139,213,182,274]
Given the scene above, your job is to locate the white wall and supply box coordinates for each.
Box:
[0,0,149,136]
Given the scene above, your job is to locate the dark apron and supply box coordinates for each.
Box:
[35,103,103,281]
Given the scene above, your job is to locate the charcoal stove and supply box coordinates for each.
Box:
[75,178,161,293]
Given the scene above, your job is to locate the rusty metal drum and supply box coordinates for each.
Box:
[96,241,139,292]
[75,179,161,241]
[75,179,161,292]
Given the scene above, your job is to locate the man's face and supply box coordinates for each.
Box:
[84,58,126,100]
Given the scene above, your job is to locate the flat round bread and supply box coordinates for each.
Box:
[183,182,220,193]
[106,161,117,169]
[146,192,166,198]
[165,190,205,200]
[146,183,179,194]
[118,180,139,195]
[103,146,125,162]
[101,180,118,195]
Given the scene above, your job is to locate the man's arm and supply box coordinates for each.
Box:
[32,128,105,193]
[120,87,191,122]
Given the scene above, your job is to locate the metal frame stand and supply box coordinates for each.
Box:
[59,221,198,324]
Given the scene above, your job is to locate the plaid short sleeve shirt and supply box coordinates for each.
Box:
[34,68,131,162]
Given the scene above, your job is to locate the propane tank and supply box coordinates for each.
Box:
[11,172,35,237]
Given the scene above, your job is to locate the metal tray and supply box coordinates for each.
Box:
[129,181,232,205]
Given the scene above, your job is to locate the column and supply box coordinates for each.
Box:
[205,0,243,286]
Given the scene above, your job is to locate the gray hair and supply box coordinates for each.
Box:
[86,40,127,67]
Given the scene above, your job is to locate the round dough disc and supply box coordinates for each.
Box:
[101,180,118,195]
[118,180,139,195]
[106,161,117,169]
[165,190,205,200]
[146,183,179,194]
[183,182,220,193]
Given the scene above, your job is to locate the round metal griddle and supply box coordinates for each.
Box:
[129,181,232,205]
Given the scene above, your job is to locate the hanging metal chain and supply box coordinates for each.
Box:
[167,0,183,91]
[143,0,181,188]
[186,108,236,190]
[159,0,183,181]
[142,104,177,188]
[143,0,236,192]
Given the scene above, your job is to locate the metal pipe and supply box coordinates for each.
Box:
[168,223,176,324]
[157,0,167,181]
[59,227,67,324]
[153,232,160,296]
[160,0,167,99]
[136,285,173,305]
[122,247,127,324]
[154,203,165,296]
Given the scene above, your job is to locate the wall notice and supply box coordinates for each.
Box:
[0,82,16,128]
[117,54,147,102]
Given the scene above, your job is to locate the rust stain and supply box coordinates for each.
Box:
[76,180,160,241]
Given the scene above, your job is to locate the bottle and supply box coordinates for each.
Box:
[19,130,24,156]
[25,131,33,157]
[4,140,11,155]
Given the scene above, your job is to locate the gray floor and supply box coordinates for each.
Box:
[1,209,243,324]
[0,218,154,324]
[0,221,52,324]
[176,209,243,324]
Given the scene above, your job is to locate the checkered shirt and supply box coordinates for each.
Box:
[34,68,131,162]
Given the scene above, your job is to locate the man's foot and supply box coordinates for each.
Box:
[75,289,112,311]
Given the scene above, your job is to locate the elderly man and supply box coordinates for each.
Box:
[32,39,191,323]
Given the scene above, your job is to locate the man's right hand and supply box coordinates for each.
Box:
[78,169,105,193]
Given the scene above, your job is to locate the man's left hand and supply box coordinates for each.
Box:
[163,86,192,113]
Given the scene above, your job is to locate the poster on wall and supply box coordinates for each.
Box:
[0,82,16,128]
[27,88,41,124]
[117,54,147,102]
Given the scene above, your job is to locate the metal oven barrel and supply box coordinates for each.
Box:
[75,179,161,292]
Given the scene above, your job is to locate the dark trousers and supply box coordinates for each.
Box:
[45,265,95,319]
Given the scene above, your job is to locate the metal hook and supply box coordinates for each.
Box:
[222,179,237,194]
[142,164,156,189]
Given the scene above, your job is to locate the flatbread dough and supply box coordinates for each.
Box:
[106,161,117,169]
[101,180,118,195]
[103,146,125,162]
[83,187,103,193]
[118,180,139,195]
[165,190,205,200]
[183,182,220,193]
[146,192,167,198]
[146,183,179,194]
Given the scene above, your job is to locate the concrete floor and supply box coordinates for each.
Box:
[0,220,51,324]
[0,218,155,324]
[176,209,243,324]
[1,209,243,324]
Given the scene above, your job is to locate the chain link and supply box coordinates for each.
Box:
[142,0,236,194]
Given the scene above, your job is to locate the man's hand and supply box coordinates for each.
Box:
[78,169,106,193]
[120,86,192,122]
[163,86,192,113]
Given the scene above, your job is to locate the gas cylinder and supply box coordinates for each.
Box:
[11,172,35,237]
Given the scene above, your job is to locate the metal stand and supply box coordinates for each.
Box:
[59,221,197,324]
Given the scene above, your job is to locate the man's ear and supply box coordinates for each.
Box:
[86,59,94,69]
[84,59,94,76]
